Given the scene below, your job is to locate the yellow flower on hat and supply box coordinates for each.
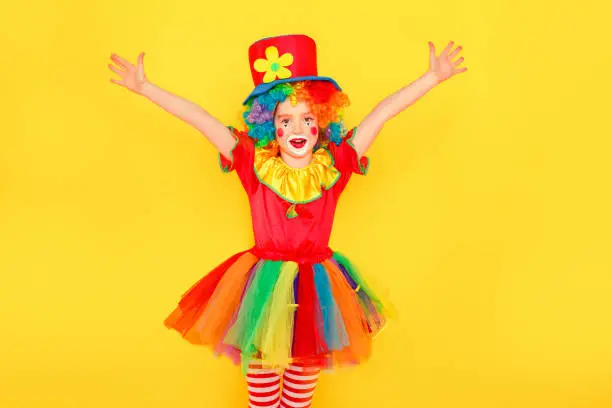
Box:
[254,46,294,83]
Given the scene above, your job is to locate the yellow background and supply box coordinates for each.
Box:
[1,0,611,407]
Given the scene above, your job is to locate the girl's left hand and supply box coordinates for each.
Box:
[428,41,467,83]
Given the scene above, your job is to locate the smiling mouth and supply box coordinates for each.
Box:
[289,138,307,149]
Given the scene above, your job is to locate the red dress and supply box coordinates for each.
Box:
[164,126,390,374]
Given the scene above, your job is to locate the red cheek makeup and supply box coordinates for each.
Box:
[310,127,318,136]
[276,129,284,138]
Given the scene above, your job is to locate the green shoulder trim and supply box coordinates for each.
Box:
[346,127,370,175]
[218,126,239,173]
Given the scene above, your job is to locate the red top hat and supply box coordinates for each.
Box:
[243,34,342,105]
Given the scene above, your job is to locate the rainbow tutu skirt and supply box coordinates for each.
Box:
[164,248,391,374]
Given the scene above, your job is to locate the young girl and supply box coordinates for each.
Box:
[109,34,466,408]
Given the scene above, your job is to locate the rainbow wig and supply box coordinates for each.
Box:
[242,80,351,149]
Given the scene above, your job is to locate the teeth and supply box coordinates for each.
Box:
[288,136,308,153]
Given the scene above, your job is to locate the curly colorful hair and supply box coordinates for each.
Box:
[241,80,351,149]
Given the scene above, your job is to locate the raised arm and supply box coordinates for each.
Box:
[108,52,236,159]
[351,41,467,157]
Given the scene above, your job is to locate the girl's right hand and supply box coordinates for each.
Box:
[109,52,148,95]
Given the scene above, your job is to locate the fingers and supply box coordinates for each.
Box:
[448,45,462,60]
[430,41,463,61]
[108,55,126,87]
[137,52,145,80]
[428,41,437,59]
[108,64,124,77]
[110,53,134,70]
[441,41,454,58]
[452,56,464,67]
[428,41,437,68]
[451,52,467,75]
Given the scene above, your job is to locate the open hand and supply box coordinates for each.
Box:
[109,52,148,94]
[428,41,467,83]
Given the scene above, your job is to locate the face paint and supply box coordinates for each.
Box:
[286,134,311,156]
[274,101,319,159]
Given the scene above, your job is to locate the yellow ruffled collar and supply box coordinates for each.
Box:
[254,144,340,204]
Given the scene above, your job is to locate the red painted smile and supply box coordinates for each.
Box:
[289,138,307,149]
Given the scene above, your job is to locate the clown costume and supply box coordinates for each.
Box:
[109,33,467,408]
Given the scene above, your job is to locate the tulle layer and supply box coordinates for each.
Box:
[164,250,391,374]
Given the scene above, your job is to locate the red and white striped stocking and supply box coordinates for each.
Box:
[279,364,321,408]
[246,364,282,408]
